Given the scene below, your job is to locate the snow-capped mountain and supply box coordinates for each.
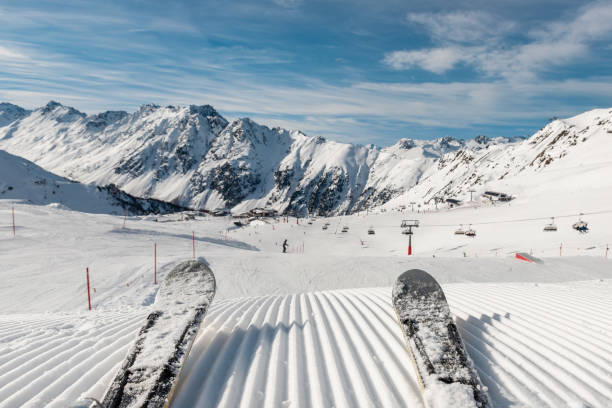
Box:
[0,103,29,127]
[387,108,612,210]
[1,101,610,215]
[0,149,186,215]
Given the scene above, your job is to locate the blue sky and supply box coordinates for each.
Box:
[1,0,611,145]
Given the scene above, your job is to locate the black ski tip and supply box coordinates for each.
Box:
[393,269,446,301]
[396,269,435,284]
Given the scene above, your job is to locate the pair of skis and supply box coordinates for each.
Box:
[90,263,488,408]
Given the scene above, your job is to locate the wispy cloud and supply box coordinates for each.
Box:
[0,45,28,60]
[406,11,515,44]
[385,1,612,79]
[0,0,610,145]
[384,47,476,74]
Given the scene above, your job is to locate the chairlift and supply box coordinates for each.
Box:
[322,224,328,230]
[367,226,375,235]
[401,228,412,235]
[572,216,589,233]
[341,225,349,233]
[464,225,476,237]
[454,224,465,235]
[401,219,419,228]
[543,217,557,232]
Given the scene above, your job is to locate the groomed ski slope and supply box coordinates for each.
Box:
[0,282,611,407]
[1,200,611,407]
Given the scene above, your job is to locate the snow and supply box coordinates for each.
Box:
[0,191,611,407]
[1,106,612,407]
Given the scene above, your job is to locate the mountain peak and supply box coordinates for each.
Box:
[396,138,416,150]
[0,103,29,127]
[474,135,489,144]
[136,103,161,115]
[39,101,85,120]
[0,102,25,111]
[188,104,220,118]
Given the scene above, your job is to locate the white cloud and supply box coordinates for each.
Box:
[384,47,476,74]
[385,1,612,79]
[1,2,611,144]
[406,11,515,44]
[0,45,28,60]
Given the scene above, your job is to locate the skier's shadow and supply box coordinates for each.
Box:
[455,313,514,408]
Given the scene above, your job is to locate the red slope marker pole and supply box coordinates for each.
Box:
[86,267,92,311]
[154,243,157,284]
[192,231,195,259]
[408,233,412,255]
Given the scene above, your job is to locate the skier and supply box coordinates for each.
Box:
[282,239,288,253]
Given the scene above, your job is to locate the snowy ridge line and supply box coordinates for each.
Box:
[419,208,612,227]
[3,102,610,216]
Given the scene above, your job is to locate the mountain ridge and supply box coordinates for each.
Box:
[1,101,609,215]
[0,149,189,215]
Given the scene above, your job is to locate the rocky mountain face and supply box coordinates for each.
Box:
[1,101,610,215]
[0,149,188,215]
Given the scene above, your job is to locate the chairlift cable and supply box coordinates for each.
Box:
[420,209,612,227]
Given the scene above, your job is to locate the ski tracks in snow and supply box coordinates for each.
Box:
[0,312,146,408]
[0,281,611,407]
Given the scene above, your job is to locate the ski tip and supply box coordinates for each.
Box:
[393,269,445,300]
[165,260,215,286]
[396,269,435,284]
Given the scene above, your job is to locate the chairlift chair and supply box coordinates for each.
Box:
[454,224,465,235]
[401,219,419,228]
[367,226,375,235]
[322,224,328,230]
[341,225,349,233]
[543,217,557,232]
[572,220,589,233]
[464,225,476,237]
[401,228,412,235]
